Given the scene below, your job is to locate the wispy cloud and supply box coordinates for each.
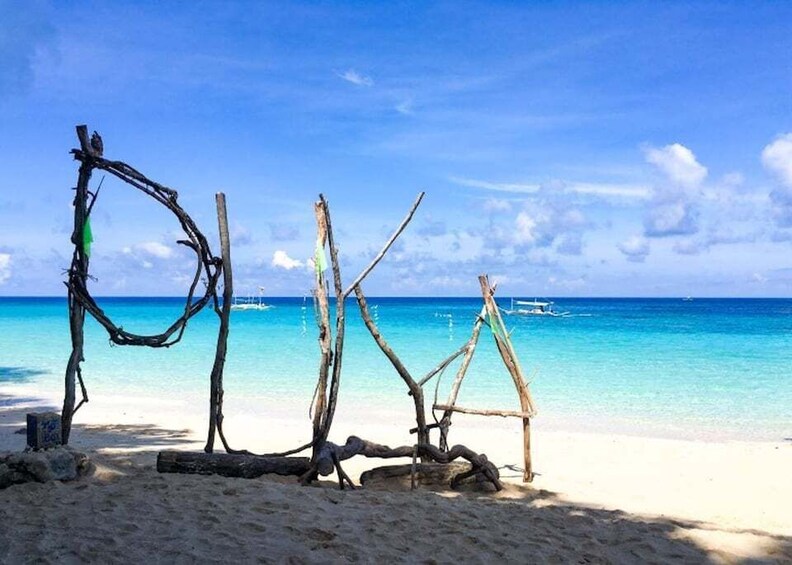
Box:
[450,176,649,199]
[132,241,174,259]
[337,68,373,87]
[564,182,651,199]
[449,176,541,193]
[269,223,300,242]
[395,98,414,115]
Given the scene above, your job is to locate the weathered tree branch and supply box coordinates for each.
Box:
[342,192,424,297]
[354,286,429,448]
[437,306,487,450]
[478,275,535,482]
[313,435,503,491]
[433,404,534,418]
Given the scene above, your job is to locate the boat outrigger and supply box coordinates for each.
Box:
[501,299,568,317]
[230,287,274,311]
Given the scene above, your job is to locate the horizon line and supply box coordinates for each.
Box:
[1,295,791,300]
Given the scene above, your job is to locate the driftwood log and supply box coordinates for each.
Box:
[360,462,498,491]
[157,451,310,478]
[312,435,503,491]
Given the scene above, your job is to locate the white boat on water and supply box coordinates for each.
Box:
[501,298,568,317]
[230,287,274,311]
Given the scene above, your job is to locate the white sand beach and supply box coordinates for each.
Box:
[1,384,790,563]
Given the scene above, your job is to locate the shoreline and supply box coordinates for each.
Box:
[2,379,787,445]
[3,386,791,535]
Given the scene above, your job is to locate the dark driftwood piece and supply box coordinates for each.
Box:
[206,193,234,453]
[361,462,470,484]
[361,462,486,490]
[354,287,430,449]
[157,451,310,478]
[66,131,222,348]
[479,275,536,482]
[62,124,227,447]
[350,191,467,451]
[62,126,94,443]
[312,436,503,491]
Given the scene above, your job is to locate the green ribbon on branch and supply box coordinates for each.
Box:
[83,217,94,258]
[488,311,506,341]
[315,241,328,275]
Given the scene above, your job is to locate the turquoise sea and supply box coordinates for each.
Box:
[1,297,790,441]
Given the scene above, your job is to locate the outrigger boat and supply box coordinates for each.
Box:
[501,298,568,317]
[230,287,274,311]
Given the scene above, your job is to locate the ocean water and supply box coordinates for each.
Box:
[1,296,790,441]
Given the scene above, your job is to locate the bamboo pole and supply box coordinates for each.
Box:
[478,275,535,482]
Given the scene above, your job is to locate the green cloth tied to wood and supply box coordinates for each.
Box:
[315,240,328,275]
[488,311,506,340]
[83,217,94,258]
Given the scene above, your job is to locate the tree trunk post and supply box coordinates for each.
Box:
[62,125,95,444]
[205,192,233,452]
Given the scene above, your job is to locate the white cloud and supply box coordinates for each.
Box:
[644,201,698,237]
[762,133,792,187]
[482,198,512,213]
[507,201,587,254]
[449,176,541,193]
[618,235,650,263]
[395,99,414,115]
[337,68,373,87]
[0,253,11,284]
[271,250,304,270]
[721,172,744,187]
[136,241,173,259]
[564,182,651,199]
[515,212,538,244]
[644,143,708,187]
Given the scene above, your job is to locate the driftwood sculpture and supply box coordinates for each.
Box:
[156,193,507,491]
[431,276,537,482]
[296,193,503,490]
[64,126,539,489]
[62,125,233,451]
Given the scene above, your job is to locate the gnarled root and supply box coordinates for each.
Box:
[306,436,503,491]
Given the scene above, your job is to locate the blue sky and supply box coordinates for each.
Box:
[1,1,791,297]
